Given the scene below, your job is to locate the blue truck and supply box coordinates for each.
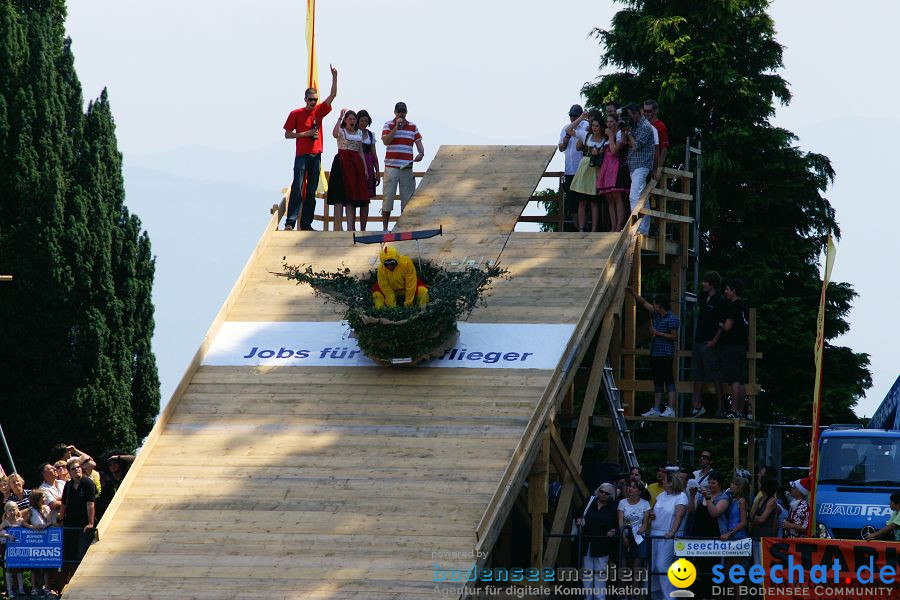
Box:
[814,375,900,539]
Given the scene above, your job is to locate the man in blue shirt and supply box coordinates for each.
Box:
[627,287,680,417]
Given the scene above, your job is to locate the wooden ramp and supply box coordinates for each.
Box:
[63,146,639,600]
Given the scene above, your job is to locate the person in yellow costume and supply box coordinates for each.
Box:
[372,245,429,309]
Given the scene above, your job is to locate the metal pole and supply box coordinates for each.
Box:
[0,421,17,474]
[693,139,702,296]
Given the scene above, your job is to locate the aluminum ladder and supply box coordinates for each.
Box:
[601,359,639,470]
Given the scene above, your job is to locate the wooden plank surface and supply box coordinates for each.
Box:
[63,146,628,600]
[395,145,555,232]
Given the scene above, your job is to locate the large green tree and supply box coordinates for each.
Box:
[0,0,159,482]
[583,0,870,425]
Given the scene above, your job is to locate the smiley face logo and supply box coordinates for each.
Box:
[667,558,697,589]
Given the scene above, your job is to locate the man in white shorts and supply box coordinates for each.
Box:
[380,102,424,231]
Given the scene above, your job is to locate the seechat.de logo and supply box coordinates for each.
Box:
[667,558,696,597]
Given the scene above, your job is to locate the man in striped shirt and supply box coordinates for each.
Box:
[380,102,424,231]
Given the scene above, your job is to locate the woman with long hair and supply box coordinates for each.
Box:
[327,109,370,231]
[751,475,780,565]
[618,479,650,596]
[356,109,381,220]
[577,482,618,599]
[597,115,630,230]
[649,473,687,600]
[721,475,750,600]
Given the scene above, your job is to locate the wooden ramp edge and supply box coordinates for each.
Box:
[62,146,650,600]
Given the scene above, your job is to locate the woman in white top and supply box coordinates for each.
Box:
[618,479,651,590]
[328,109,370,231]
[649,473,687,600]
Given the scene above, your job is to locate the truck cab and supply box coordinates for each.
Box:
[815,427,899,539]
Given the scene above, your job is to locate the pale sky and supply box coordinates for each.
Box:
[65,0,898,418]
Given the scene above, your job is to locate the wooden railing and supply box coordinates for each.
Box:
[272,171,426,230]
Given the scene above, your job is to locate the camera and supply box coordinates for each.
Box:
[589,152,603,168]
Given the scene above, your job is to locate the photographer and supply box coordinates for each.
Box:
[620,103,655,234]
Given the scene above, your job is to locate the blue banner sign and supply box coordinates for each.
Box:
[4,527,63,568]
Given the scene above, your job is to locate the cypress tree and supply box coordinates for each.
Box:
[582,0,871,426]
[0,0,159,481]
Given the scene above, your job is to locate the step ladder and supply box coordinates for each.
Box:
[602,360,639,470]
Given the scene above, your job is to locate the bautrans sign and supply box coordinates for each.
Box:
[818,503,892,517]
[674,537,751,557]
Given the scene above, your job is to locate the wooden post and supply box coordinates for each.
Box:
[733,419,741,472]
[529,433,550,568]
[657,175,668,265]
[623,242,641,416]
[681,175,691,262]
[748,308,758,419]
[667,421,678,464]
[558,175,566,233]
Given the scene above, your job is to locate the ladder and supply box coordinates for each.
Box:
[602,359,639,470]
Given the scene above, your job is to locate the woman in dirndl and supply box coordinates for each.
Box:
[328,109,370,231]
[597,115,631,231]
[356,109,381,207]
[566,112,608,232]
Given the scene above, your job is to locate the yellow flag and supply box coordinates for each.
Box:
[306,0,328,194]
[807,234,836,535]
[305,0,318,91]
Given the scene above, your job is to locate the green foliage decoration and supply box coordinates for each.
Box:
[282,260,506,363]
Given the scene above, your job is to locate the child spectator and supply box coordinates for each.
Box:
[25,490,54,596]
[864,491,900,541]
[2,501,26,598]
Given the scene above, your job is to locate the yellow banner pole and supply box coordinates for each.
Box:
[807,234,836,535]
[305,0,328,197]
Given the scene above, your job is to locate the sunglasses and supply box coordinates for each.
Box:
[598,490,610,495]
[306,97,319,103]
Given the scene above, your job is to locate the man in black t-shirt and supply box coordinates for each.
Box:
[59,459,97,583]
[690,271,726,417]
[720,279,750,418]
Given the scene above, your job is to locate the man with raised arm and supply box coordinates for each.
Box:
[380,102,424,232]
[283,65,338,231]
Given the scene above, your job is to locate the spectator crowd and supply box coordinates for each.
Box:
[559,100,667,234]
[0,445,133,598]
[282,65,424,233]
[575,452,900,599]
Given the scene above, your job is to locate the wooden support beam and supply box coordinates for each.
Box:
[548,421,589,499]
[650,187,693,202]
[657,175,668,265]
[639,208,694,224]
[529,433,549,568]
[733,419,741,471]
[667,421,678,463]
[662,167,694,179]
[620,348,762,360]
[623,241,640,417]
[618,380,761,396]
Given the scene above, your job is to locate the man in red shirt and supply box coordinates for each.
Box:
[644,99,669,179]
[282,65,338,230]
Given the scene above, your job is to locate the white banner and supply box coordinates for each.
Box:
[202,322,575,369]
[674,537,752,557]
